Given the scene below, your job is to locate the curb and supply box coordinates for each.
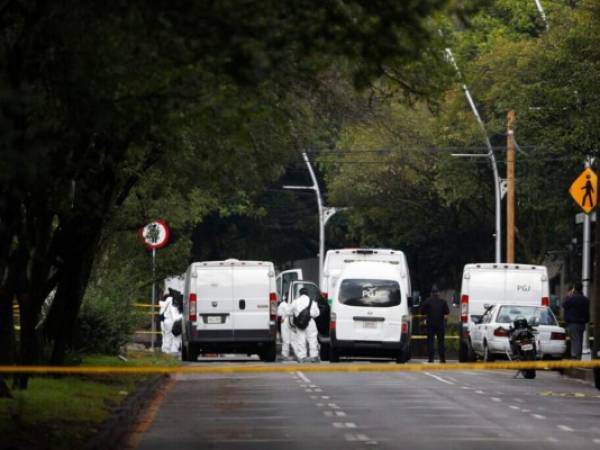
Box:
[562,367,596,384]
[84,374,169,450]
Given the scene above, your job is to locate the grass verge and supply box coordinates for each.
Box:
[0,351,180,450]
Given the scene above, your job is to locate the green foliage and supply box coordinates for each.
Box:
[75,284,143,355]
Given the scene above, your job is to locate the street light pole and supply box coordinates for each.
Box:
[283,152,342,286]
[445,46,503,263]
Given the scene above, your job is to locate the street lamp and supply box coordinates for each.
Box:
[444,46,503,263]
[283,152,344,286]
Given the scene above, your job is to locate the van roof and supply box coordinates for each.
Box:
[327,248,405,256]
[190,260,274,268]
[464,263,547,272]
[339,261,402,279]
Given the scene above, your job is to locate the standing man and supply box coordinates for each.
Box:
[563,282,590,359]
[421,285,449,363]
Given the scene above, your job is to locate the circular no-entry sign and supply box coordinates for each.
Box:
[139,219,170,249]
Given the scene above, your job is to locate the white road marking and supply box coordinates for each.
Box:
[531,414,546,420]
[328,403,341,409]
[475,390,485,394]
[593,438,600,444]
[296,371,311,383]
[305,389,313,393]
[316,403,324,407]
[333,422,345,428]
[509,405,521,410]
[491,397,502,402]
[309,384,319,388]
[324,411,334,417]
[336,411,347,417]
[321,395,330,399]
[345,422,357,428]
[314,388,323,392]
[558,425,574,432]
[547,437,559,443]
[423,372,455,385]
[357,434,370,441]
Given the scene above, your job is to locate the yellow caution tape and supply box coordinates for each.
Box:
[0,359,599,375]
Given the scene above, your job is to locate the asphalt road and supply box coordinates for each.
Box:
[135,359,600,450]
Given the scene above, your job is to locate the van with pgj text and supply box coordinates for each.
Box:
[458,263,550,362]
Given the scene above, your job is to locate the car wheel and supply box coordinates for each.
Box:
[483,343,495,362]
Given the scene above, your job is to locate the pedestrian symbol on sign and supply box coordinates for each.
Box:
[139,220,170,249]
[569,168,598,214]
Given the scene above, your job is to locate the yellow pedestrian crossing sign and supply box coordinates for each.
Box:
[570,168,598,214]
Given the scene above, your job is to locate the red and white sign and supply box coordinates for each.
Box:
[139,219,170,249]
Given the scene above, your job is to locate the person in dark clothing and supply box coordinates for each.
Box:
[421,285,450,363]
[563,282,590,359]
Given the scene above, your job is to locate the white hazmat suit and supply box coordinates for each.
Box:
[277,301,293,359]
[290,293,320,361]
[160,295,182,354]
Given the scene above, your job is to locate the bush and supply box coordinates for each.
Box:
[73,292,141,355]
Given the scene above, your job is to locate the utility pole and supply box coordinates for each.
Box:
[283,152,343,287]
[594,201,600,387]
[506,111,516,263]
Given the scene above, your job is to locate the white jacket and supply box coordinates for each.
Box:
[291,294,319,319]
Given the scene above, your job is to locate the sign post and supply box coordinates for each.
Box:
[570,165,598,359]
[139,220,171,351]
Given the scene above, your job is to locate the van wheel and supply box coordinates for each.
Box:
[319,344,330,362]
[259,343,277,362]
[183,344,199,362]
[329,345,340,363]
[459,341,475,363]
[396,347,410,364]
[483,343,495,362]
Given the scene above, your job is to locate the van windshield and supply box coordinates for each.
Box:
[339,279,401,307]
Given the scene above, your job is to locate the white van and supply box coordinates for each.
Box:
[458,263,550,362]
[325,249,413,363]
[181,259,278,362]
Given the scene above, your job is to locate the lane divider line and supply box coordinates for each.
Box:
[423,372,455,385]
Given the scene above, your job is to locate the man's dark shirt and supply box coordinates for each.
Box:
[563,292,590,324]
[421,295,450,329]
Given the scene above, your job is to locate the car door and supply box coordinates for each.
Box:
[276,269,303,303]
[471,307,493,352]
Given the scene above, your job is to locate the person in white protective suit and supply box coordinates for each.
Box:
[159,294,174,353]
[277,300,294,361]
[169,297,183,354]
[290,287,320,363]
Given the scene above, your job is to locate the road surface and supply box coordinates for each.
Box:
[134,359,600,450]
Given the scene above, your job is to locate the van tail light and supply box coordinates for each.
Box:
[551,332,566,340]
[322,292,328,302]
[401,322,409,334]
[493,327,509,337]
[541,297,549,307]
[269,292,278,321]
[460,295,469,323]
[189,293,197,321]
[329,312,336,331]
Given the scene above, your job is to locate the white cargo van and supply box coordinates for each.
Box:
[323,249,413,363]
[181,259,278,362]
[458,263,550,362]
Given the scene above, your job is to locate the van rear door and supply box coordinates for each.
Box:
[232,265,271,331]
[194,266,234,332]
